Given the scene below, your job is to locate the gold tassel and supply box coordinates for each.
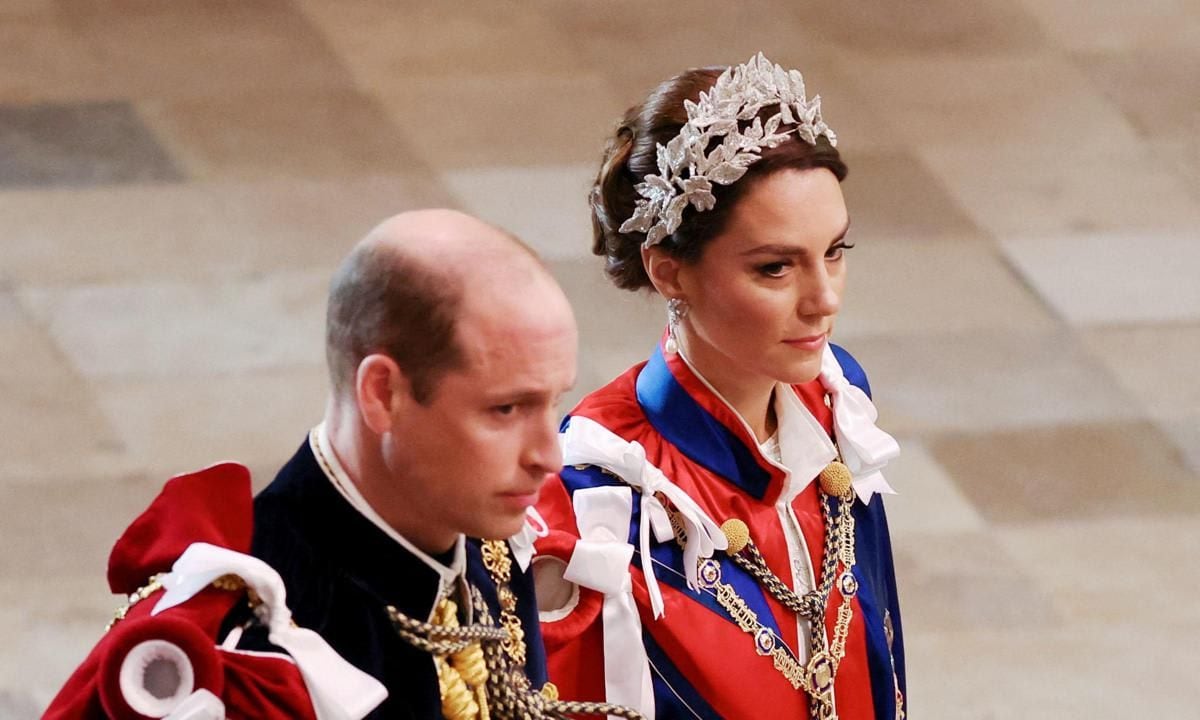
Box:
[438,656,480,720]
[433,596,491,720]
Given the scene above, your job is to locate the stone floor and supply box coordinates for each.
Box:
[3,1,1198,717]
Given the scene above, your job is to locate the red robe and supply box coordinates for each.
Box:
[44,463,322,720]
[535,345,906,719]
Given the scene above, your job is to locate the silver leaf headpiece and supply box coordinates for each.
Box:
[619,52,838,248]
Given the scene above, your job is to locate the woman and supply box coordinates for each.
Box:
[533,54,905,720]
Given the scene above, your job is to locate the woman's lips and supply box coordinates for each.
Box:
[783,334,827,351]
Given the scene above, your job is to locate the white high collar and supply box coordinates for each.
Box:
[678,344,899,505]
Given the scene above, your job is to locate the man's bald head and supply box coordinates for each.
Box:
[325,209,557,403]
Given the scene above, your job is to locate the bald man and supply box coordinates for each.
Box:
[246,210,579,719]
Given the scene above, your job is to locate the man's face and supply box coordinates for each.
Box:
[382,283,577,548]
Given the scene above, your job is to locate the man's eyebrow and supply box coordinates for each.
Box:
[483,385,569,403]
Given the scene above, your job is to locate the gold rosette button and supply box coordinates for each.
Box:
[818,461,853,497]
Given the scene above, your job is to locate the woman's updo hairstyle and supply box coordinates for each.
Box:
[590,65,848,291]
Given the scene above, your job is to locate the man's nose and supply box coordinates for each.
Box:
[523,415,563,475]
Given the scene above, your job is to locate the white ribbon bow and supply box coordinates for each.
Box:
[560,416,727,620]
[153,543,388,720]
[562,486,655,718]
[819,347,901,504]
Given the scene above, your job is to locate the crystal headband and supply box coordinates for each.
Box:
[619,52,838,248]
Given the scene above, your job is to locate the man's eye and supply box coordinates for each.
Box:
[492,404,517,416]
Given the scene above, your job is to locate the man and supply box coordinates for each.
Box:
[247,209,579,719]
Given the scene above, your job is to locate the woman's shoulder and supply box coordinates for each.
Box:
[564,360,649,436]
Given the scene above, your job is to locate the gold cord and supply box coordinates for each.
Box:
[388,546,645,720]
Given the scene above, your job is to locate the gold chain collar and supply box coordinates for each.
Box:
[665,458,859,720]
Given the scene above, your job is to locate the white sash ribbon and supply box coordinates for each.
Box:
[562,486,654,719]
[153,543,388,720]
[819,347,901,504]
[560,415,728,619]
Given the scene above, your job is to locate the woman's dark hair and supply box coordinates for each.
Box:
[590,66,848,291]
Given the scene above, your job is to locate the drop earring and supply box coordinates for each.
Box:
[665,298,689,354]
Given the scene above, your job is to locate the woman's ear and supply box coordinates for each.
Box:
[355,354,410,435]
[642,245,685,299]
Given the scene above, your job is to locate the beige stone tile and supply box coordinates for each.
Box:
[0,577,117,715]
[843,330,1136,434]
[1000,232,1200,325]
[922,143,1200,238]
[812,70,912,157]
[881,440,986,538]
[844,54,1142,154]
[139,89,426,180]
[442,164,595,261]
[537,1,836,100]
[0,292,129,482]
[0,14,111,103]
[1075,46,1200,141]
[544,258,664,412]
[377,72,624,170]
[462,13,893,159]
[996,514,1200,625]
[0,175,453,285]
[835,237,1057,340]
[838,151,985,243]
[1160,414,1200,476]
[0,0,58,16]
[893,531,1057,633]
[1151,137,1200,199]
[0,473,159,578]
[908,622,1200,717]
[789,0,1047,56]
[1079,323,1200,418]
[61,0,352,100]
[0,691,39,720]
[93,368,327,483]
[929,421,1200,524]
[1016,0,1200,52]
[297,0,586,84]
[19,272,327,379]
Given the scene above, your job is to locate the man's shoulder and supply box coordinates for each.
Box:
[254,438,319,506]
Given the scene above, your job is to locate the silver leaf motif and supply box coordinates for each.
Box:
[621,52,839,248]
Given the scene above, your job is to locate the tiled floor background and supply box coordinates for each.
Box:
[2,1,1198,717]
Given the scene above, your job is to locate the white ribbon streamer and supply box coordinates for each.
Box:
[153,543,388,720]
[819,347,901,504]
[507,506,550,572]
[562,487,655,719]
[560,415,728,620]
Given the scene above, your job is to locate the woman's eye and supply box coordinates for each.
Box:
[757,262,790,277]
[826,242,855,261]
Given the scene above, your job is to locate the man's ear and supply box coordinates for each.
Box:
[355,354,410,435]
[642,245,685,299]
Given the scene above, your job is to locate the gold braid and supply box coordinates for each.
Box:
[388,543,645,720]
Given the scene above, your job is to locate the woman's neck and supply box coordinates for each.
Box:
[678,337,778,442]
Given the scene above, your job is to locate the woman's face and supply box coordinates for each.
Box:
[671,168,850,393]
